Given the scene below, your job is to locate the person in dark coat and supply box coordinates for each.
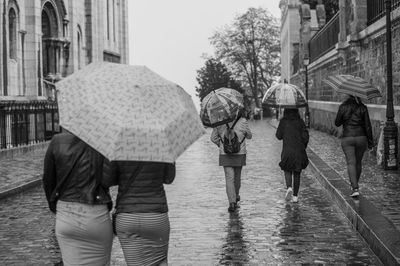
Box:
[275,108,309,203]
[335,95,373,197]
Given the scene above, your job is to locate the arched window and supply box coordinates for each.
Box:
[9,8,17,59]
[42,2,60,77]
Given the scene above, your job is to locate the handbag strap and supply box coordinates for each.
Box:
[115,163,144,209]
[219,115,242,142]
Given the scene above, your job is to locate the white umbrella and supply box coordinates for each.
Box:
[262,83,308,108]
[56,62,205,163]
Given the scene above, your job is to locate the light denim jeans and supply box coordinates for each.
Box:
[223,166,242,203]
[56,200,113,266]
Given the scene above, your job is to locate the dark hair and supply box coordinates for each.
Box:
[283,108,299,118]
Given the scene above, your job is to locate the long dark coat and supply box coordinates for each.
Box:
[275,114,309,172]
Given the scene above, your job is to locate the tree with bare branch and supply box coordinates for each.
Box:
[210,7,280,108]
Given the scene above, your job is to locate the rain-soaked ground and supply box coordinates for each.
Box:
[0,120,381,265]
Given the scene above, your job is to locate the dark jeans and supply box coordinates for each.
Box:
[284,171,301,196]
[341,136,367,189]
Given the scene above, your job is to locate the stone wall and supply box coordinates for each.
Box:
[290,11,400,142]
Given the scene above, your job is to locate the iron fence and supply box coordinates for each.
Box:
[367,0,400,26]
[310,12,340,63]
[0,101,59,149]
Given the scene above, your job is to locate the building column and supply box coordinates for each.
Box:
[316,0,326,28]
[337,0,349,64]
[300,3,311,63]
[349,0,367,61]
[350,0,367,42]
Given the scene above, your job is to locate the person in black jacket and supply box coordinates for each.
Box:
[335,95,373,197]
[111,161,175,266]
[43,130,115,266]
[276,108,309,203]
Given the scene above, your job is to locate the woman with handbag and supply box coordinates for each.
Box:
[42,130,115,266]
[111,161,176,266]
[211,109,252,212]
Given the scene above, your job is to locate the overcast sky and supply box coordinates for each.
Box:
[127,0,281,110]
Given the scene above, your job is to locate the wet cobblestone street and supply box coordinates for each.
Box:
[0,120,382,265]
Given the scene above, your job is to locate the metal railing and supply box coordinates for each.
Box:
[309,12,340,63]
[367,0,400,26]
[0,101,59,149]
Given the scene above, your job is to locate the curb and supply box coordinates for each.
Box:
[307,148,400,266]
[266,118,400,265]
[0,177,42,200]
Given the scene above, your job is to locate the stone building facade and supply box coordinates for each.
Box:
[0,0,129,100]
[0,0,128,149]
[280,0,400,148]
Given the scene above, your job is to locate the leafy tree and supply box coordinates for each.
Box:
[195,58,242,102]
[210,7,280,108]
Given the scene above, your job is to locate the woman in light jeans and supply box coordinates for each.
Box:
[335,95,374,197]
[211,111,252,212]
[43,131,115,266]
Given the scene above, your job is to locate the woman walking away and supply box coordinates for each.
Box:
[276,108,309,203]
[43,130,115,266]
[211,109,252,212]
[112,161,176,266]
[335,95,373,197]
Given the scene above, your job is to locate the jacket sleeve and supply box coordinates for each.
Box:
[275,120,284,140]
[242,119,252,139]
[335,105,344,127]
[163,163,176,184]
[210,128,221,146]
[364,107,374,148]
[101,158,118,187]
[42,139,57,213]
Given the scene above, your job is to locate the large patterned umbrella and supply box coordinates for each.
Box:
[323,75,382,100]
[262,83,307,108]
[200,88,244,127]
[56,62,205,163]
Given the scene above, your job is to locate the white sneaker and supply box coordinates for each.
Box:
[285,187,293,200]
[292,196,298,203]
[350,189,359,197]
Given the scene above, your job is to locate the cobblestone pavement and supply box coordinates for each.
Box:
[0,148,45,194]
[306,125,400,231]
[0,120,382,265]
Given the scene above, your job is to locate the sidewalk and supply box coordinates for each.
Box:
[268,118,400,266]
[0,143,46,199]
[1,119,400,265]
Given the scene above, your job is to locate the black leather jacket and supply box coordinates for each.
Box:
[43,132,115,213]
[112,161,175,214]
[335,97,374,148]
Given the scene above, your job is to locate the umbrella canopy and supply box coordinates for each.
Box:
[323,74,382,100]
[200,87,244,127]
[262,83,307,108]
[56,62,205,163]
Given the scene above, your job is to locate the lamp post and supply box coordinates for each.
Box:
[383,0,398,170]
[303,58,310,128]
